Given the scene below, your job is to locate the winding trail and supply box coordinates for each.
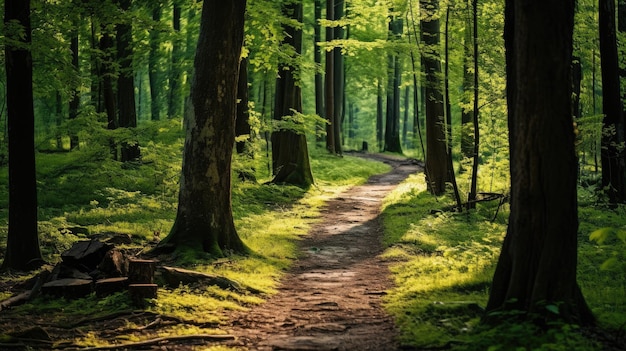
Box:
[222,154,421,351]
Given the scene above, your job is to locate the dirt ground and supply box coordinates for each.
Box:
[0,153,420,350]
[218,153,421,351]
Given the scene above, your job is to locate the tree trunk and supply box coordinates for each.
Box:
[2,0,44,271]
[235,57,255,181]
[486,0,594,325]
[376,80,384,151]
[384,14,403,154]
[149,1,162,121]
[467,0,480,209]
[325,0,336,153]
[460,0,474,160]
[168,0,183,119]
[332,0,345,155]
[314,0,325,144]
[155,0,248,257]
[599,0,626,204]
[421,0,449,195]
[99,30,117,160]
[69,28,80,150]
[271,0,314,188]
[117,0,140,162]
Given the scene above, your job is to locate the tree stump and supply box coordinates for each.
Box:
[41,279,93,299]
[95,277,129,297]
[128,259,156,284]
[128,284,158,306]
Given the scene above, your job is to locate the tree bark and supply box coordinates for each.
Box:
[1,0,44,271]
[168,0,183,119]
[69,26,80,150]
[314,0,325,144]
[421,0,449,195]
[333,0,345,155]
[384,14,403,154]
[325,0,336,153]
[486,0,594,325]
[117,0,140,162]
[460,0,474,160]
[271,0,314,188]
[155,0,248,257]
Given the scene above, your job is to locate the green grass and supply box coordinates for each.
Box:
[0,121,390,347]
[380,169,626,350]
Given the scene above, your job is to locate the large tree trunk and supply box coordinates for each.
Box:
[117,0,140,162]
[421,0,449,195]
[2,0,44,271]
[486,0,594,325]
[156,0,248,257]
[271,0,314,188]
[599,0,626,204]
[384,14,403,154]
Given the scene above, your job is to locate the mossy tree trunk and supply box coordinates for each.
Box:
[271,0,314,188]
[156,0,248,258]
[2,0,44,271]
[486,0,594,325]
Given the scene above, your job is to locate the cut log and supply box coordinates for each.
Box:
[95,277,129,297]
[97,249,128,278]
[128,259,157,284]
[128,284,158,306]
[61,239,113,271]
[41,279,93,299]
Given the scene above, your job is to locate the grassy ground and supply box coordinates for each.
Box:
[380,169,626,350]
[1,121,624,349]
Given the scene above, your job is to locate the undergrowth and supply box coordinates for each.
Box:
[381,168,626,350]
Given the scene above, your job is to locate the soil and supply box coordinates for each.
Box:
[219,153,421,351]
[0,153,421,351]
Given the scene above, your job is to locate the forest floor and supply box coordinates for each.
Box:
[217,153,420,351]
[0,153,420,350]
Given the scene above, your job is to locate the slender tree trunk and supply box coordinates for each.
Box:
[168,0,183,119]
[460,0,474,160]
[403,86,409,147]
[421,0,449,194]
[467,0,480,208]
[2,0,44,271]
[149,1,162,121]
[384,14,403,154]
[156,0,248,257]
[314,0,325,144]
[486,0,594,325]
[99,30,118,160]
[376,80,384,151]
[599,0,626,204]
[235,57,255,181]
[117,0,140,162]
[333,0,344,154]
[69,28,80,149]
[271,0,314,187]
[325,0,336,153]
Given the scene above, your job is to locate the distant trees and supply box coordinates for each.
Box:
[154,0,248,257]
[486,0,594,324]
[2,0,44,271]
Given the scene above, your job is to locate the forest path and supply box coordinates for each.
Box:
[221,153,421,351]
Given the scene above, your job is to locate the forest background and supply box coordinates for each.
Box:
[0,0,625,350]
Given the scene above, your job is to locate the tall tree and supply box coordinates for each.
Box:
[460,0,474,160]
[2,0,44,271]
[599,0,626,204]
[149,0,163,121]
[384,12,403,154]
[486,0,594,324]
[168,0,184,119]
[325,0,336,153]
[271,0,314,187]
[154,0,248,257]
[314,0,325,143]
[117,0,140,161]
[235,57,256,181]
[69,9,80,150]
[421,0,449,194]
[332,0,345,154]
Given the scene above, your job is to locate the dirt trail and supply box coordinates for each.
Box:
[222,153,421,351]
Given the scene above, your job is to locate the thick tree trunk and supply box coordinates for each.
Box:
[271,0,314,188]
[117,0,140,162]
[2,0,44,271]
[421,0,449,195]
[156,0,248,257]
[486,0,594,325]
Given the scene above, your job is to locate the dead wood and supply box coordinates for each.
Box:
[68,334,235,350]
[0,273,46,311]
[158,265,262,294]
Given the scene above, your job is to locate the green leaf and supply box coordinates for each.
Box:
[545,304,560,315]
[589,227,613,244]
